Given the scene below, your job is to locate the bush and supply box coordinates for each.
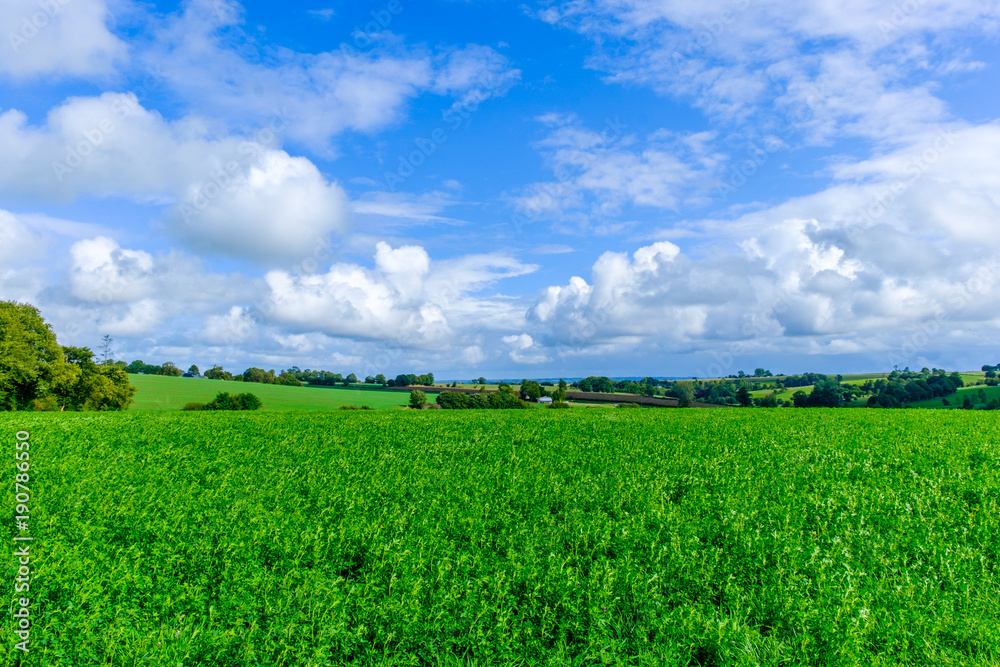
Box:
[409,390,427,408]
[339,404,374,411]
[435,390,528,410]
[547,400,571,409]
[203,392,263,411]
[182,402,206,411]
[616,402,641,409]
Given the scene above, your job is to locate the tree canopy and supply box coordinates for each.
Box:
[0,302,136,411]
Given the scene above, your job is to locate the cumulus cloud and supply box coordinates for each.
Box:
[524,122,1000,368]
[0,0,127,79]
[264,242,536,348]
[502,333,550,364]
[0,93,349,264]
[61,235,257,338]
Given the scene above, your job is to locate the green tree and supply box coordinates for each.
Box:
[736,386,753,407]
[345,373,358,385]
[519,379,542,401]
[375,374,386,385]
[759,392,780,408]
[204,365,234,381]
[187,365,200,376]
[99,334,114,364]
[557,378,568,402]
[243,367,267,384]
[409,390,427,408]
[0,302,75,410]
[159,362,183,377]
[674,381,695,408]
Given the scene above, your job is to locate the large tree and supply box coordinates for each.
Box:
[0,302,135,411]
[0,302,72,410]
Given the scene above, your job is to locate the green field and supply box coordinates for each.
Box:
[128,374,411,411]
[4,410,998,665]
[908,384,1000,409]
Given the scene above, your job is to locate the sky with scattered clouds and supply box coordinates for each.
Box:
[1,0,998,379]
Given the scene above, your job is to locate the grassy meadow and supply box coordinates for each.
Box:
[128,374,411,411]
[3,409,999,666]
[908,384,1000,409]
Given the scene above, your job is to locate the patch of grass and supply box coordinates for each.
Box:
[128,374,410,411]
[908,384,1000,409]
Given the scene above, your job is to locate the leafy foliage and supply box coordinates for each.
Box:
[7,409,998,664]
[202,391,263,411]
[0,302,135,411]
[436,388,529,410]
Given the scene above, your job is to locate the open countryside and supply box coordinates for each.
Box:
[4,1,1000,665]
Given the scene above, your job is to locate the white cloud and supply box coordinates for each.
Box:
[524,122,1000,366]
[61,235,258,339]
[0,0,127,79]
[264,242,536,348]
[143,1,519,151]
[537,0,1000,144]
[515,116,722,222]
[0,93,349,264]
[501,333,550,364]
[0,210,46,266]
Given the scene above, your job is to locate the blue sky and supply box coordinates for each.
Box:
[1,0,998,379]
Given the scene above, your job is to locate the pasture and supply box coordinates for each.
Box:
[3,409,998,665]
[128,375,411,411]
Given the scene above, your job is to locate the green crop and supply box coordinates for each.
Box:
[3,410,998,665]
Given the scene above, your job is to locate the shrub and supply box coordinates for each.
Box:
[339,405,374,411]
[616,402,641,409]
[203,392,263,411]
[409,390,427,408]
[182,402,206,411]
[547,400,571,409]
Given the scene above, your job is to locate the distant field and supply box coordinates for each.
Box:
[5,409,998,665]
[908,384,1000,409]
[129,375,410,411]
[750,385,814,401]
